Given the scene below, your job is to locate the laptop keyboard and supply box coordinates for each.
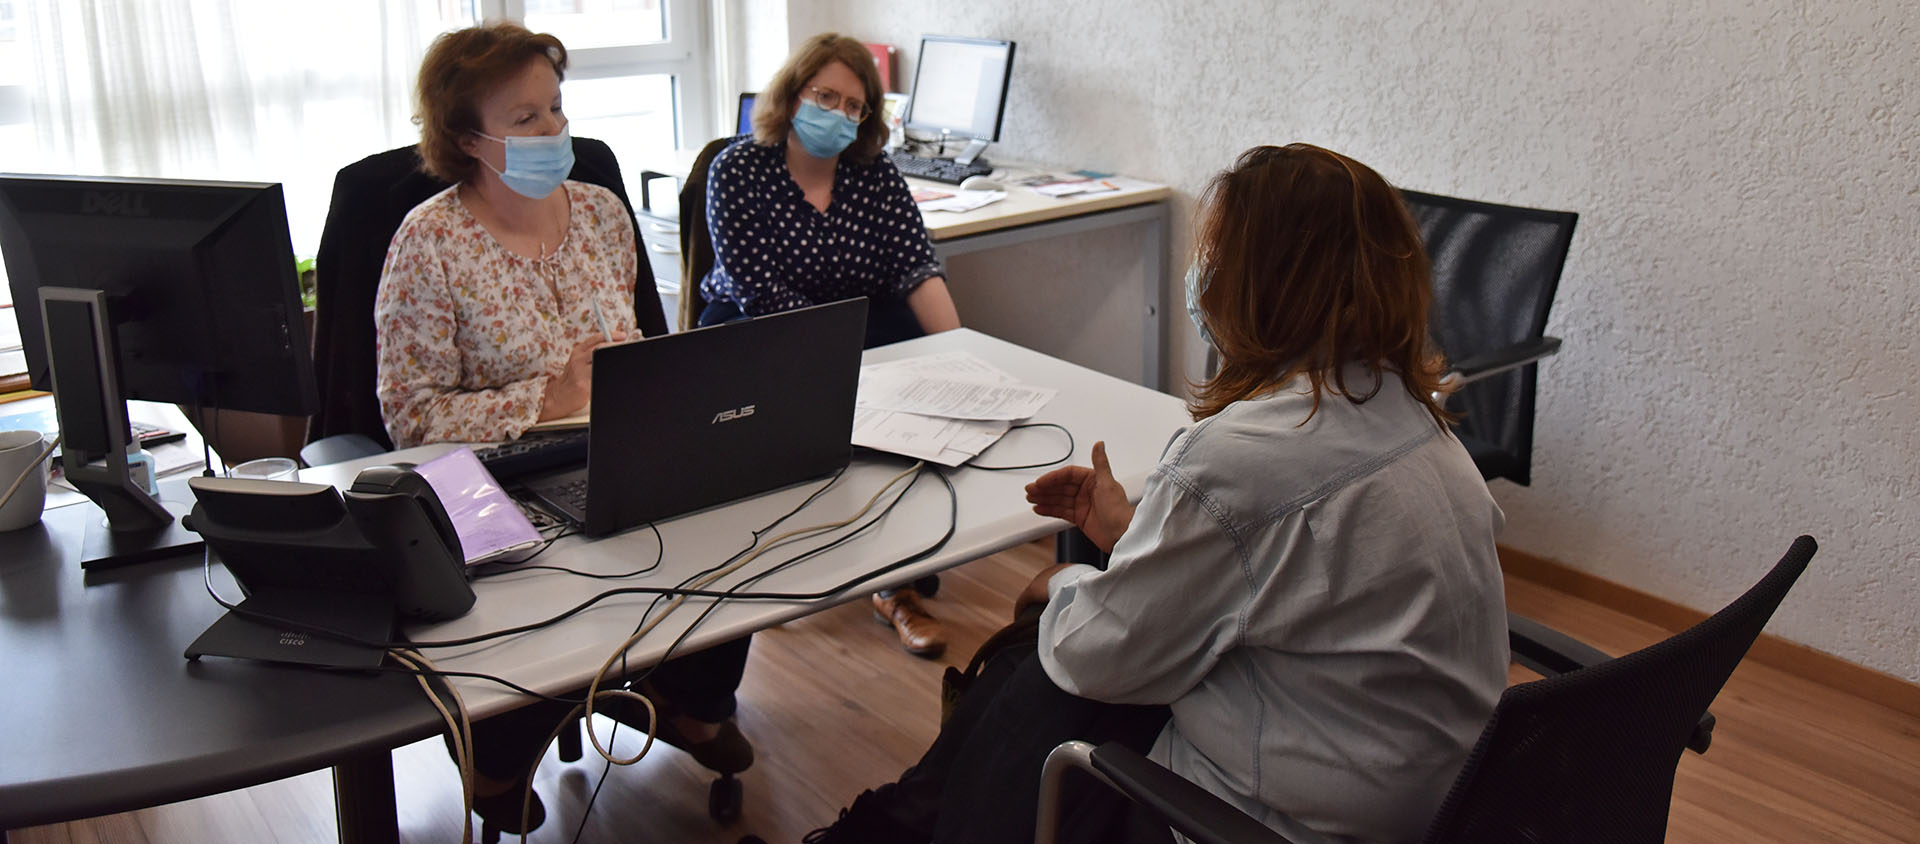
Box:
[544,477,590,514]
[474,430,589,483]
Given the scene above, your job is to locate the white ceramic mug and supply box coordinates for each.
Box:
[0,429,52,532]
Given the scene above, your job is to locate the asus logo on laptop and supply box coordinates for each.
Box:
[712,405,756,424]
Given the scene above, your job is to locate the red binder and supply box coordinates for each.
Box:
[867,42,897,92]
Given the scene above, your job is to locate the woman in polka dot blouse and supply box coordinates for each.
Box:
[699,33,961,348]
[701,33,961,656]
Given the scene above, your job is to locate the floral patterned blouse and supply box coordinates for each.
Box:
[374,180,638,448]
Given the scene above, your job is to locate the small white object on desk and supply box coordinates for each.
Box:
[919,189,1006,213]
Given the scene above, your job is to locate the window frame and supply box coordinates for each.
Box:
[482,0,715,150]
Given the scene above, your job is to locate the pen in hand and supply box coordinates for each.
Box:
[589,296,614,342]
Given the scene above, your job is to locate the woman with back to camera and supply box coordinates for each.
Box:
[794,144,1509,844]
[701,33,962,657]
[374,22,754,838]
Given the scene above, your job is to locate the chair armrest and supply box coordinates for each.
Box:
[1073,742,1300,844]
[1507,611,1611,677]
[1508,611,1716,754]
[299,433,386,468]
[1447,336,1562,386]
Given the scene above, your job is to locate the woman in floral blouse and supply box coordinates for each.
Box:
[374,23,754,839]
[373,31,633,449]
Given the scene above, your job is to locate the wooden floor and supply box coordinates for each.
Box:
[13,541,1920,843]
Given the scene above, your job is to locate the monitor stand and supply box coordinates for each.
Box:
[40,287,205,570]
[954,138,993,168]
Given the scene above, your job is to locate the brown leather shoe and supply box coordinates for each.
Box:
[872,590,947,658]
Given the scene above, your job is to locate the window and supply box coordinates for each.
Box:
[487,0,712,167]
[1,0,31,382]
[0,0,715,384]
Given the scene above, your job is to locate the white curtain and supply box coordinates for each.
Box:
[18,0,476,255]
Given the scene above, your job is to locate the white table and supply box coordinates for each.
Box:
[304,328,1191,722]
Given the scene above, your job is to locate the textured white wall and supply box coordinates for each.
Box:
[792,0,1920,682]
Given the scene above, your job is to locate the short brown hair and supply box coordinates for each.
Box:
[414,22,568,185]
[751,33,888,163]
[1188,144,1452,427]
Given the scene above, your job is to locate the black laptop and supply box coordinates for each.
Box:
[523,298,867,536]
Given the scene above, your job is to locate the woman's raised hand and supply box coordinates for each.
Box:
[1024,440,1135,554]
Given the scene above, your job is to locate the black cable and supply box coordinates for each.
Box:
[615,463,956,713]
[965,423,1075,471]
[564,462,878,838]
[320,659,589,705]
[488,521,658,579]
[196,462,956,648]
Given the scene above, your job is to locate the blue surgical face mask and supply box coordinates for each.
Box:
[473,123,574,199]
[1185,261,1215,349]
[792,100,859,159]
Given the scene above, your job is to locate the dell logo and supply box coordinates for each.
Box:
[80,191,151,217]
[712,405,756,424]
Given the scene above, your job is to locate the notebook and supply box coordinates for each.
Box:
[522,298,868,536]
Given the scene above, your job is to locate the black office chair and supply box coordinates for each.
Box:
[676,135,737,330]
[303,136,669,467]
[1036,535,1817,844]
[1402,189,1577,487]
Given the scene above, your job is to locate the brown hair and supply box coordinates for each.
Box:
[751,33,888,163]
[1187,144,1452,427]
[414,22,568,185]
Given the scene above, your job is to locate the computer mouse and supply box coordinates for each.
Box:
[960,175,1004,192]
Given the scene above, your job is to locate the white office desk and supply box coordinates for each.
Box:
[911,171,1172,391]
[305,328,1191,722]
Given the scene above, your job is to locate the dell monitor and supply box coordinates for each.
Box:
[0,174,319,568]
[903,36,1016,167]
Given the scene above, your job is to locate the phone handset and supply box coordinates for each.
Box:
[344,465,474,621]
[348,465,463,560]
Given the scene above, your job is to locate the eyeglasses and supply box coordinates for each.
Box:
[803,86,869,121]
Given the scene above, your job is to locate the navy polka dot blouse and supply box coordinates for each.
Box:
[700,137,943,316]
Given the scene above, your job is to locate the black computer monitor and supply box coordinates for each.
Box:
[0,175,317,414]
[738,92,758,135]
[0,174,319,568]
[902,36,1016,165]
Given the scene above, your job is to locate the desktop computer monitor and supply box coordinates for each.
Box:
[902,36,1016,166]
[0,174,319,567]
[738,92,758,134]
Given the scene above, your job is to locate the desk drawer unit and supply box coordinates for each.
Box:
[635,211,683,329]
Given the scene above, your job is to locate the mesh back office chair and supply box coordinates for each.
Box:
[1037,536,1817,844]
[303,136,668,465]
[1402,189,1577,487]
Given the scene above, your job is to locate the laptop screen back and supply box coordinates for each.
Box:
[579,298,867,535]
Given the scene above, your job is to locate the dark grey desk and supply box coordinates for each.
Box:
[0,479,438,843]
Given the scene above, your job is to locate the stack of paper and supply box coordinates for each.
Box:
[853,351,1057,466]
[918,189,1006,212]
